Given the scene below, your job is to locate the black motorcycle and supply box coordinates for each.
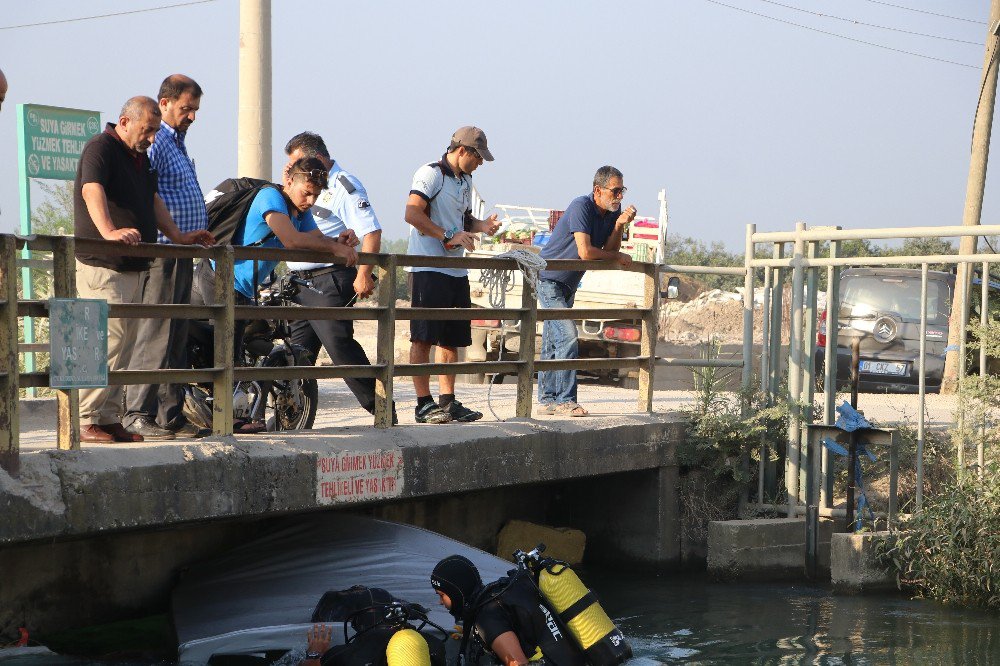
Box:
[183,274,319,432]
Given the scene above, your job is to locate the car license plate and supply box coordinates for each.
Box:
[859,360,908,376]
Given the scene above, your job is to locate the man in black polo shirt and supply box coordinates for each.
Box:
[74,96,214,443]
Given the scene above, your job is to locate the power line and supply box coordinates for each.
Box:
[757,0,980,45]
[858,0,984,25]
[703,0,978,69]
[0,0,217,31]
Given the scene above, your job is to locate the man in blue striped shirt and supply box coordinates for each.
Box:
[124,74,210,440]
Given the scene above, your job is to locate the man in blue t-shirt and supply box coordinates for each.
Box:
[537,166,636,417]
[192,157,359,357]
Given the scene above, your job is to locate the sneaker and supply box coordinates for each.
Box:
[124,417,174,440]
[415,401,452,424]
[445,399,483,423]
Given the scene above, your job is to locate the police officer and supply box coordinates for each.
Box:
[283,132,391,422]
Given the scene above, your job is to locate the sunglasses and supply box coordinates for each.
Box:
[464,146,483,160]
[603,186,627,198]
[292,169,329,185]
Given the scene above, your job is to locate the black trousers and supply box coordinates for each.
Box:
[124,257,193,428]
[288,267,377,414]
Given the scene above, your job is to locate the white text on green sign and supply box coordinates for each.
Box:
[20,104,101,181]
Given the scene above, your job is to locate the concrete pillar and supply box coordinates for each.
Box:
[238,0,272,180]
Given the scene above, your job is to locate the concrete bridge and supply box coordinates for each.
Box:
[1,383,689,637]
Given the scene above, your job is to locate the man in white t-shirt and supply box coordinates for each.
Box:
[404,126,500,424]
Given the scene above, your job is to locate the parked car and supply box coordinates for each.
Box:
[816,268,956,393]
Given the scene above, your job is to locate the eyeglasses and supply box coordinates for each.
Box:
[602,186,627,198]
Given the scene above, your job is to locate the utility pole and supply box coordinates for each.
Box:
[237,0,272,180]
[942,0,1000,394]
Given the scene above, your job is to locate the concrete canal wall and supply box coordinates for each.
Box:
[0,413,684,637]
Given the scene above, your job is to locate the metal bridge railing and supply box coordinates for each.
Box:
[0,233,754,476]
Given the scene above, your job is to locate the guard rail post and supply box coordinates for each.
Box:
[636,264,659,413]
[786,222,807,517]
[212,246,235,435]
[515,269,538,418]
[821,235,841,509]
[801,238,819,504]
[374,255,397,429]
[52,236,80,451]
[0,235,19,474]
[980,260,990,479]
[767,242,785,404]
[739,225,756,507]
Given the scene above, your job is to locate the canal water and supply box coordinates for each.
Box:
[597,570,1000,663]
[5,570,999,664]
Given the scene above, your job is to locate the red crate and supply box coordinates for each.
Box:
[548,210,564,231]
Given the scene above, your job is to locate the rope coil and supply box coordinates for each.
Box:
[479,248,547,309]
[480,249,547,421]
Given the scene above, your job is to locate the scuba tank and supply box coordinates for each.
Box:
[385,628,432,666]
[515,544,632,666]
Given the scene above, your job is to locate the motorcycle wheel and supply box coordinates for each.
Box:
[262,344,319,431]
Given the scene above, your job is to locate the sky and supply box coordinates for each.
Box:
[0,0,996,250]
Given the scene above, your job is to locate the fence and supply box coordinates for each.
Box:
[750,222,1000,518]
[0,233,752,476]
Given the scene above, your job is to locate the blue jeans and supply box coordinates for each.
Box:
[537,278,579,405]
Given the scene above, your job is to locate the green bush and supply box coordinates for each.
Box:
[879,465,1000,608]
[679,340,791,485]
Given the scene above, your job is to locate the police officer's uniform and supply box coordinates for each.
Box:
[287,161,382,415]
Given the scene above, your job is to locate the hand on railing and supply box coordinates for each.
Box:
[330,240,358,267]
[177,229,217,247]
[103,227,142,245]
[614,252,633,269]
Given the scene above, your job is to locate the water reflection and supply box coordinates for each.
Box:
[591,569,1000,664]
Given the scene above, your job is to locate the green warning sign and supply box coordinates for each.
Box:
[18,104,101,181]
[49,298,109,389]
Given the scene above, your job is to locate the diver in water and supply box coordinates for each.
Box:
[305,585,447,666]
[431,555,587,666]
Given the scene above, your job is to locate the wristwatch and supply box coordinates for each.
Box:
[442,228,456,245]
[305,651,323,660]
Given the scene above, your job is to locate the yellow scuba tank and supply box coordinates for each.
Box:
[537,562,632,665]
[384,628,432,666]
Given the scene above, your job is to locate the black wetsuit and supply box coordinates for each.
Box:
[469,575,586,666]
[320,626,446,666]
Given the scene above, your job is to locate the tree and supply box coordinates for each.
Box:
[30,180,73,236]
[380,237,409,300]
[883,237,955,272]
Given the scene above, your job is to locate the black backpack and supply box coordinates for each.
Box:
[204,177,279,246]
